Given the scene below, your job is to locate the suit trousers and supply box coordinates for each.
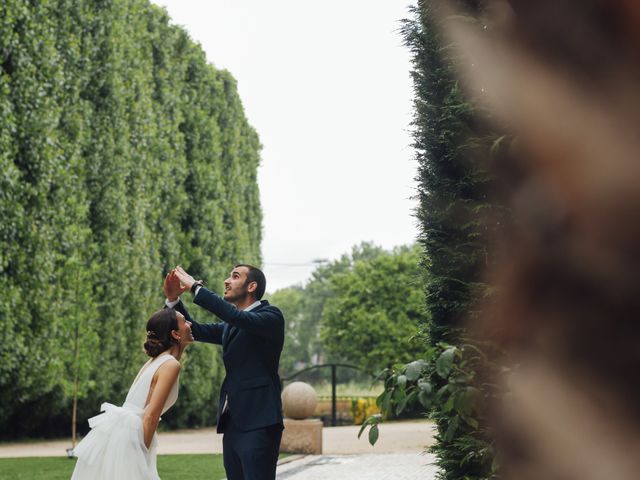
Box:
[219,411,283,480]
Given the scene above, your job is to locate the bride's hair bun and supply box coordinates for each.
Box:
[143,309,179,357]
[143,337,165,358]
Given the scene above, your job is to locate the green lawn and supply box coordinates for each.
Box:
[0,454,227,480]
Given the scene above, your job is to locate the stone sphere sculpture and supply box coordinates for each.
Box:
[281,381,318,420]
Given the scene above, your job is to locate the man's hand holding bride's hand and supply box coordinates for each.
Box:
[164,270,188,302]
[174,266,197,291]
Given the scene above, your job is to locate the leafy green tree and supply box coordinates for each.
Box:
[303,243,387,365]
[320,245,426,373]
[270,242,426,383]
[269,242,387,376]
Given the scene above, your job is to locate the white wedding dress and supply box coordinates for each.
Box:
[71,354,179,480]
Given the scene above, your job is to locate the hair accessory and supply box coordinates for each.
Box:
[147,330,156,337]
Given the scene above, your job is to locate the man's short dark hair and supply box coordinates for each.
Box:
[235,264,266,300]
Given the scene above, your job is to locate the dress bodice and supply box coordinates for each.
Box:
[124,354,179,415]
[72,353,179,480]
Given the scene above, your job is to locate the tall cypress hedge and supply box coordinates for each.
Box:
[405,1,502,478]
[0,0,262,438]
[358,2,504,479]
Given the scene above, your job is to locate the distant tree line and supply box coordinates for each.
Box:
[0,0,262,439]
[270,243,427,377]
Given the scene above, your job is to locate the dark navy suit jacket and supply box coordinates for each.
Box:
[172,287,285,432]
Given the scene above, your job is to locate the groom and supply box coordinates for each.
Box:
[164,264,285,480]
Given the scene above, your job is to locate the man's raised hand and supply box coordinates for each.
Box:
[174,266,197,290]
[164,270,188,302]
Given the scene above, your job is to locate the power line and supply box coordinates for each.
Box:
[264,259,329,267]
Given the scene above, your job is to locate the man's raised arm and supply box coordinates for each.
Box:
[163,270,224,345]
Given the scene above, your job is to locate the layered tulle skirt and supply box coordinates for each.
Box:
[71,402,159,480]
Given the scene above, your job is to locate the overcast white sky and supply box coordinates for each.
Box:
[151,0,418,291]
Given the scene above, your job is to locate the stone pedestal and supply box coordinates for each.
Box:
[280,418,323,454]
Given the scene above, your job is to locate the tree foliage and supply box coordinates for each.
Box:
[269,242,386,375]
[266,285,307,374]
[270,243,426,378]
[320,244,426,373]
[0,0,261,438]
[361,2,504,479]
[402,2,502,478]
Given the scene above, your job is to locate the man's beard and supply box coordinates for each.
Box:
[224,287,248,304]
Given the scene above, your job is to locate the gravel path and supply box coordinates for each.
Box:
[276,453,438,480]
[0,420,435,458]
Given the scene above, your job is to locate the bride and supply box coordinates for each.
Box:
[71,308,193,480]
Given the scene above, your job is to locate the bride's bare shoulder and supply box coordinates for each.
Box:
[157,357,181,375]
